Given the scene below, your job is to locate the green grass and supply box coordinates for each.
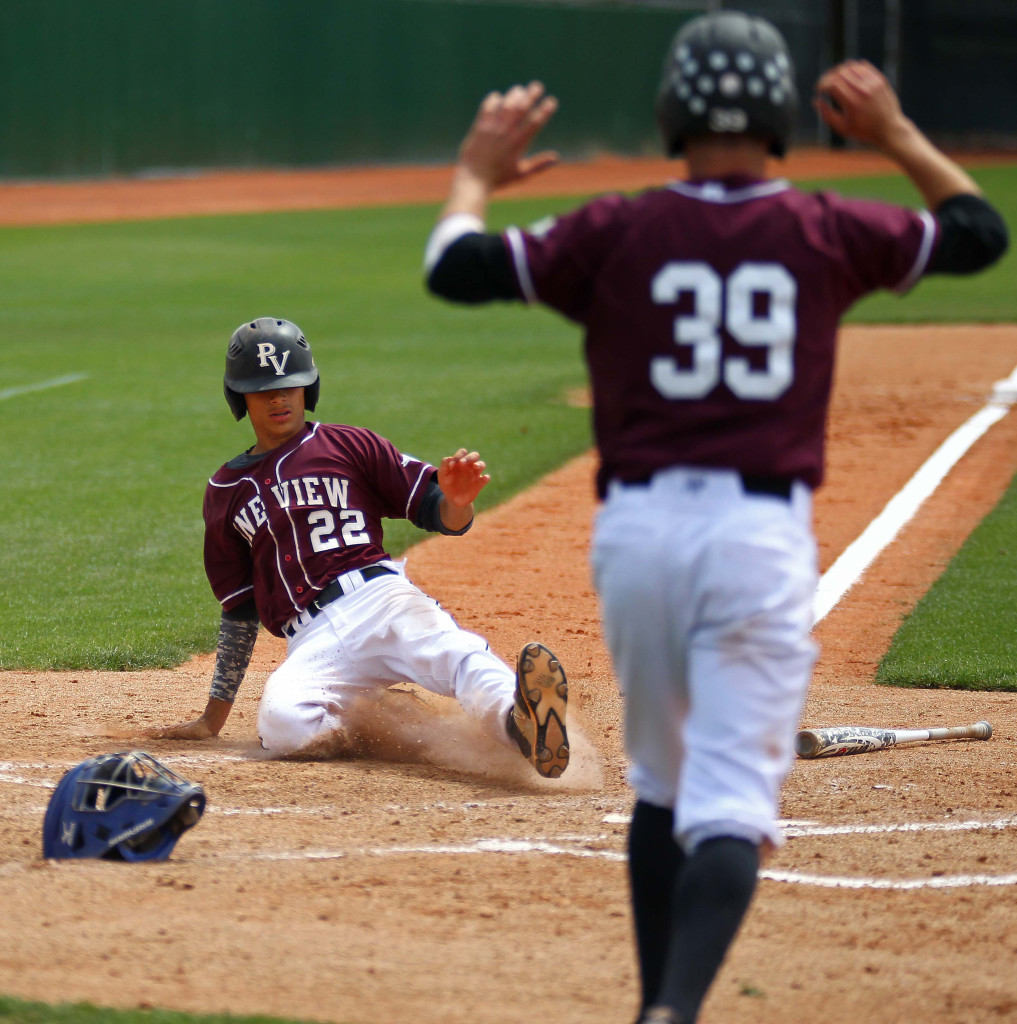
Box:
[0,164,1014,673]
[0,997,337,1024]
[876,470,1017,690]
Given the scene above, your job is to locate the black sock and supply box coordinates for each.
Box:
[627,800,685,1011]
[655,836,760,1022]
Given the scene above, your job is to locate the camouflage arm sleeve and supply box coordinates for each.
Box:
[209,607,259,704]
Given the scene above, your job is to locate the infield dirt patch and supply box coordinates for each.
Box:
[2,154,1016,1024]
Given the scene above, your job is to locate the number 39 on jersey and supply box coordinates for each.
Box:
[650,261,797,401]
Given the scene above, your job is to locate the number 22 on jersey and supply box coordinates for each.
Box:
[307,509,370,553]
[650,261,797,401]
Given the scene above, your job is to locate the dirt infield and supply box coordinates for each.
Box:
[0,148,1012,225]
[2,154,1017,1024]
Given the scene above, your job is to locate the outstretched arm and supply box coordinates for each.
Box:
[815,60,1008,272]
[426,83,558,303]
[143,607,259,740]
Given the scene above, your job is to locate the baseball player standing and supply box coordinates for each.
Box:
[423,11,1007,1024]
[146,317,570,779]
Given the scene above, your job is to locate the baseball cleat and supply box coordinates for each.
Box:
[507,642,569,778]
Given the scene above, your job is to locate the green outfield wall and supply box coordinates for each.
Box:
[0,0,695,179]
[3,1,1011,181]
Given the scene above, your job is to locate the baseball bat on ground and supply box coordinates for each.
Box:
[794,720,992,759]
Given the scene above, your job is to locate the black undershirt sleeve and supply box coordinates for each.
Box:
[223,598,258,622]
[928,194,1009,275]
[413,476,473,536]
[426,233,518,304]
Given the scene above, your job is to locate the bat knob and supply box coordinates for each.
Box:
[975,720,993,739]
[794,730,822,759]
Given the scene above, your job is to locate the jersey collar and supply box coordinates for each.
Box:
[667,178,791,204]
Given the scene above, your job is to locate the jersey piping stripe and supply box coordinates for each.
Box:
[274,423,320,608]
[665,178,792,204]
[220,583,254,606]
[894,209,937,294]
[403,462,432,521]
[505,226,538,303]
[207,473,270,608]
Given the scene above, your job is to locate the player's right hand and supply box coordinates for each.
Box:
[142,716,221,741]
[457,81,560,190]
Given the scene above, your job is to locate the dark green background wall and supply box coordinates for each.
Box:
[3,1,1012,181]
[0,0,693,179]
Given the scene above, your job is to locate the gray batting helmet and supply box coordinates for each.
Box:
[223,317,320,421]
[655,11,798,157]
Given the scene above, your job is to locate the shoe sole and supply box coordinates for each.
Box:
[516,642,569,778]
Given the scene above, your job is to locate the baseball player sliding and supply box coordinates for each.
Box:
[146,318,569,779]
[424,11,1007,1024]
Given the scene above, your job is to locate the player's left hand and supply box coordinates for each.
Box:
[456,81,560,190]
[438,448,490,508]
[814,60,907,148]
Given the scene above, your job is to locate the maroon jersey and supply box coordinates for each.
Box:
[504,177,938,495]
[203,422,433,636]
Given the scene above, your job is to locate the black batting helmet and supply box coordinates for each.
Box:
[223,317,320,421]
[656,11,797,158]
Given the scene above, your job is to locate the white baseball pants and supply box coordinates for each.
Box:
[591,466,818,851]
[257,563,517,757]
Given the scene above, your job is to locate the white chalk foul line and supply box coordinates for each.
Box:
[0,752,249,791]
[242,837,1017,890]
[761,869,1017,891]
[0,372,88,402]
[782,815,1017,838]
[250,838,625,863]
[813,366,1017,623]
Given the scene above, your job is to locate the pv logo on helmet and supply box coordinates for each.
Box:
[256,342,291,376]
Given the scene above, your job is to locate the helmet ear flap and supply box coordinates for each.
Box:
[304,378,320,413]
[224,384,248,421]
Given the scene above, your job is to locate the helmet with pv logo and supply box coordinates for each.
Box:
[223,317,320,421]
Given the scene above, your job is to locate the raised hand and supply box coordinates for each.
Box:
[814,60,907,149]
[456,81,560,190]
[438,448,491,509]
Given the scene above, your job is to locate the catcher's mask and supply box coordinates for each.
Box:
[656,10,798,158]
[223,317,320,421]
[42,751,206,862]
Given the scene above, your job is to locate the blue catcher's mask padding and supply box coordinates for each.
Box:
[42,751,206,862]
